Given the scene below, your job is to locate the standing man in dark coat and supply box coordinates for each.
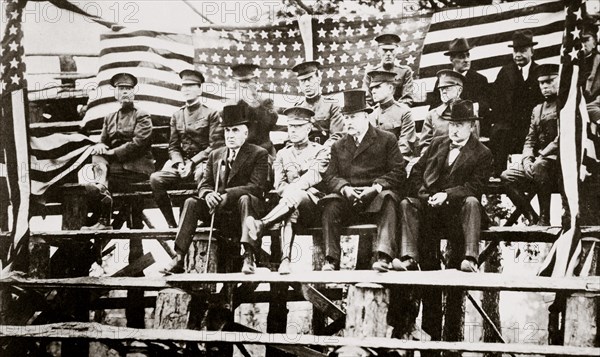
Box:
[320,90,406,272]
[490,30,544,176]
[427,38,491,136]
[83,73,154,230]
[150,69,223,228]
[231,64,279,157]
[400,100,492,273]
[363,33,414,107]
[163,104,269,275]
[292,61,344,146]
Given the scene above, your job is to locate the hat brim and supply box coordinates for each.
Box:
[342,107,373,115]
[222,119,250,127]
[296,71,318,80]
[443,48,473,56]
[508,41,538,48]
[233,74,256,81]
[181,80,203,85]
[287,119,311,125]
[448,116,480,122]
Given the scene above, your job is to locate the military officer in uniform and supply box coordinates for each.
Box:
[292,61,344,146]
[367,70,417,161]
[363,33,414,107]
[320,90,406,272]
[245,107,329,274]
[83,72,154,230]
[150,69,223,228]
[501,64,560,226]
[164,104,269,274]
[231,63,279,157]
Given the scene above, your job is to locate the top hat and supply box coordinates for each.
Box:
[283,107,315,125]
[342,90,373,115]
[375,33,401,49]
[179,69,205,85]
[231,64,260,81]
[437,69,465,88]
[110,72,137,87]
[444,38,474,56]
[534,63,559,79]
[448,100,480,121]
[508,30,538,48]
[221,104,249,127]
[292,61,321,80]
[367,70,397,89]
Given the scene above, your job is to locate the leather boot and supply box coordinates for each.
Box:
[242,247,256,274]
[278,222,295,275]
[83,195,113,231]
[505,185,538,224]
[245,203,293,241]
[537,191,551,226]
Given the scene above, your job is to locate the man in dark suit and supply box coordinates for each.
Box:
[427,38,491,136]
[164,104,269,275]
[83,73,154,230]
[150,69,223,228]
[400,100,492,273]
[320,90,406,272]
[490,30,544,176]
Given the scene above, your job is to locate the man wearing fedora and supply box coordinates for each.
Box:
[367,70,417,161]
[363,33,414,107]
[231,63,279,157]
[401,99,492,273]
[428,38,491,135]
[292,61,344,146]
[149,69,223,228]
[245,107,329,274]
[501,64,560,226]
[83,72,154,230]
[490,29,544,177]
[164,104,269,275]
[320,90,406,272]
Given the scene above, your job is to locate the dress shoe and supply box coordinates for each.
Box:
[81,220,112,231]
[460,258,478,273]
[372,258,392,272]
[245,216,264,242]
[278,257,291,275]
[242,252,256,274]
[161,256,185,275]
[392,257,419,271]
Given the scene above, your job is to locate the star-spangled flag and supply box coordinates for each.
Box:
[538,0,599,278]
[1,0,30,272]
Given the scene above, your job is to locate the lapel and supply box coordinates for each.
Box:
[449,135,476,176]
[339,134,357,157]
[214,149,228,190]
[353,125,376,159]
[424,137,451,187]
[227,143,249,184]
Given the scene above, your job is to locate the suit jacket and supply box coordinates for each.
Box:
[168,102,223,165]
[322,125,406,211]
[363,63,414,106]
[100,106,154,175]
[408,135,492,203]
[428,69,491,120]
[198,142,269,205]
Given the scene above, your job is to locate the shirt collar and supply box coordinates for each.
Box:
[354,127,368,144]
[519,61,532,80]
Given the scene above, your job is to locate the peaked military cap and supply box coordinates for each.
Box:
[292,61,321,80]
[437,69,465,88]
[534,64,559,79]
[179,69,205,85]
[283,107,315,125]
[375,33,401,49]
[367,70,397,89]
[231,64,260,81]
[110,73,137,87]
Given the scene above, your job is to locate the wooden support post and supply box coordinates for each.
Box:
[345,283,389,338]
[311,232,327,337]
[186,234,218,292]
[154,288,193,329]
[28,237,49,279]
[126,198,145,329]
[442,237,466,357]
[482,244,502,357]
[62,189,87,230]
[267,228,289,357]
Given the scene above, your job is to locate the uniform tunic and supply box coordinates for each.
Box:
[295,95,344,146]
[370,99,417,159]
[363,63,414,106]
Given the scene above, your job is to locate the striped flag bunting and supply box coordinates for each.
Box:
[1,0,30,271]
[538,0,599,278]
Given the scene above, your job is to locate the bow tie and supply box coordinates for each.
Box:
[450,142,464,150]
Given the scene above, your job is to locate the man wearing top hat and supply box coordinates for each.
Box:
[490,29,544,177]
[292,61,344,146]
[428,38,491,135]
[501,64,560,226]
[401,100,492,274]
[164,104,269,275]
[420,70,476,156]
[363,33,414,107]
[231,63,278,156]
[149,69,223,228]
[83,72,154,230]
[245,107,329,274]
[320,90,406,272]
[367,70,417,161]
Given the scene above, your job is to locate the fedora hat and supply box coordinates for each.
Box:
[448,100,480,122]
[444,38,474,56]
[221,104,249,127]
[508,30,538,48]
[342,90,373,115]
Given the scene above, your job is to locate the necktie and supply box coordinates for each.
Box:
[228,150,236,169]
[450,142,463,150]
[354,136,360,147]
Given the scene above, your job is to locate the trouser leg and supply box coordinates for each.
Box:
[375,196,398,259]
[174,197,209,255]
[321,199,351,262]
[239,195,260,250]
[399,198,422,261]
[461,197,481,260]
[149,171,180,228]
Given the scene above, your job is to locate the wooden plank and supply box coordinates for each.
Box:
[1,270,599,293]
[290,283,345,320]
[111,253,154,278]
[1,322,599,356]
[231,323,327,357]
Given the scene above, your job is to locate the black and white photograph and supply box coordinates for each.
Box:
[1,0,600,356]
